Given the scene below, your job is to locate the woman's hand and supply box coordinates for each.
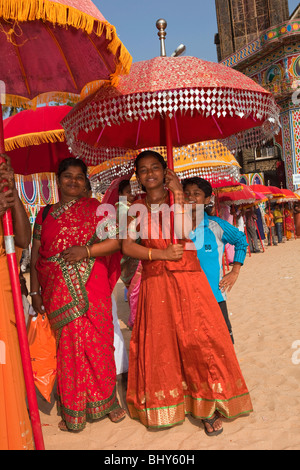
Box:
[165,169,183,192]
[31,293,45,315]
[164,243,184,261]
[61,245,89,264]
[0,154,15,191]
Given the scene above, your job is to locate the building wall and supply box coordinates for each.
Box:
[215,0,290,61]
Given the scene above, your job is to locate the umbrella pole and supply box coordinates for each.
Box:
[243,216,251,257]
[0,106,45,450]
[164,116,176,243]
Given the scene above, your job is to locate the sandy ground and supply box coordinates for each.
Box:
[32,237,300,450]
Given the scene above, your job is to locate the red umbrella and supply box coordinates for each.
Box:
[277,188,298,201]
[249,184,273,197]
[217,184,256,206]
[4,106,73,174]
[267,186,287,198]
[0,0,131,450]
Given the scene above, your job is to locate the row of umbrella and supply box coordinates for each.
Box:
[217,183,300,207]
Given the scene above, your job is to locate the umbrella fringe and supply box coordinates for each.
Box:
[5,129,65,151]
[4,91,81,109]
[0,0,132,76]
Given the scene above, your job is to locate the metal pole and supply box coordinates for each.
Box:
[156,19,167,57]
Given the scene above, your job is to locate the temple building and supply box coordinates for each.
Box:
[215,0,300,190]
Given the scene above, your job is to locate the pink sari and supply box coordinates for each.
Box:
[34,197,120,430]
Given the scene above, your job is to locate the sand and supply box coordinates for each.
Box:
[34,238,300,450]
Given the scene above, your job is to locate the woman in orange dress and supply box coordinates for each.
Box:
[121,150,253,436]
[0,155,34,450]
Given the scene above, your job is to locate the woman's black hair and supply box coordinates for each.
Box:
[57,157,88,180]
[118,179,131,195]
[182,176,213,198]
[134,150,167,192]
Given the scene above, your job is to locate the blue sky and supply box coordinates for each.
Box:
[96,0,300,63]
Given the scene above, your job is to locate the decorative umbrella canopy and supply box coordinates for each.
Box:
[62,55,280,166]
[0,0,132,108]
[249,184,273,197]
[4,105,73,174]
[217,184,257,206]
[267,186,287,198]
[88,140,241,194]
[276,188,299,203]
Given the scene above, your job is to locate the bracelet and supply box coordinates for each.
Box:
[85,245,91,259]
[148,248,152,261]
[29,291,40,297]
[174,211,185,215]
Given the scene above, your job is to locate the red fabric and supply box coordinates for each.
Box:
[102,173,134,206]
[4,106,71,139]
[249,184,273,195]
[218,184,256,205]
[0,12,124,100]
[126,199,253,428]
[34,197,120,430]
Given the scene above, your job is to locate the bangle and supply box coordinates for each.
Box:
[29,291,40,297]
[174,211,185,215]
[85,245,91,259]
[148,248,152,261]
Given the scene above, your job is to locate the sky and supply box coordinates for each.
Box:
[96,0,300,64]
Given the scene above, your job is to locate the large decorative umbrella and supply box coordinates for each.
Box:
[4,105,73,174]
[0,0,131,450]
[62,26,280,241]
[217,184,256,206]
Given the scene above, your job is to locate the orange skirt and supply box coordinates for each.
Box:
[126,268,253,428]
[0,256,34,450]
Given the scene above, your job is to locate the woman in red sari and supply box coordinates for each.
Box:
[121,150,253,436]
[30,158,125,432]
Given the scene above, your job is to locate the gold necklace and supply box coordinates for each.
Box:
[145,191,167,211]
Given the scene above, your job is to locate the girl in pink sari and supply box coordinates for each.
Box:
[30,158,125,432]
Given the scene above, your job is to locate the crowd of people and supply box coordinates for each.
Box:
[0,150,299,449]
[242,200,298,254]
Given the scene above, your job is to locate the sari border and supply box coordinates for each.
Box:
[127,392,253,428]
[57,386,119,431]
